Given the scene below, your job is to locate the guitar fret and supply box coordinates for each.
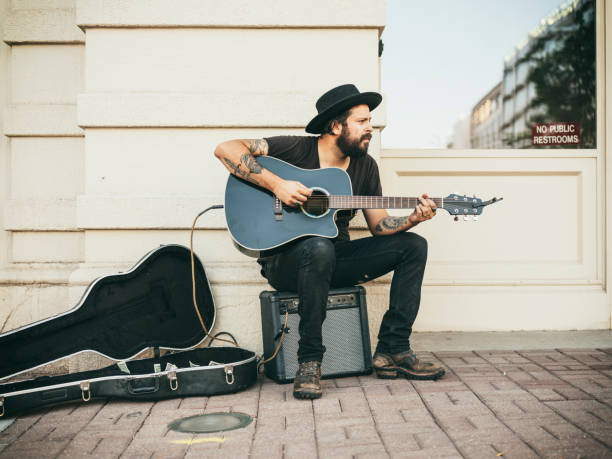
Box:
[329,196,443,209]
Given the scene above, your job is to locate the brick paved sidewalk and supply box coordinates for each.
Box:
[1,348,610,458]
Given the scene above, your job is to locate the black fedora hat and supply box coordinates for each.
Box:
[306,84,382,134]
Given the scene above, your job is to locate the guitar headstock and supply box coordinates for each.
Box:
[441,193,503,221]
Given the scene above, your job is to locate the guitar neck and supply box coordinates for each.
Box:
[328,196,443,210]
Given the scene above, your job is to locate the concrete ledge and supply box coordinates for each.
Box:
[76,195,227,229]
[12,231,84,263]
[68,261,266,286]
[414,285,609,331]
[5,198,77,230]
[76,0,385,29]
[0,263,78,285]
[0,283,73,333]
[411,330,612,351]
[77,93,387,128]
[76,195,372,230]
[4,8,84,44]
[5,104,83,136]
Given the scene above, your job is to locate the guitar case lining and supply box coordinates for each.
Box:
[0,245,257,417]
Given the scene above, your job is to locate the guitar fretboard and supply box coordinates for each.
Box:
[328,196,443,209]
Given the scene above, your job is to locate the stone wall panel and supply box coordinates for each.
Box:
[84,28,379,93]
[76,0,386,28]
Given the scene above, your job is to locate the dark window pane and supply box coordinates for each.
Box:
[501,0,596,148]
[382,0,596,149]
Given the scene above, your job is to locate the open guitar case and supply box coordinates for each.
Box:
[0,244,257,417]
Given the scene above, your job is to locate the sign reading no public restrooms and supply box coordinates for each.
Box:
[531,122,580,146]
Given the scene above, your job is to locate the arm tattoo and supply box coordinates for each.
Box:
[248,139,269,156]
[240,153,263,174]
[375,216,409,234]
[223,157,260,185]
[222,139,267,185]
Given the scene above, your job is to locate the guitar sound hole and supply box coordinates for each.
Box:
[302,190,329,217]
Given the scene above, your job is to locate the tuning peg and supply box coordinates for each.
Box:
[463,215,469,221]
[473,215,478,221]
[454,216,459,222]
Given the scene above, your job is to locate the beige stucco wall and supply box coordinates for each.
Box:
[379,151,608,331]
[0,0,609,376]
[0,2,9,276]
[1,1,84,356]
[0,0,390,372]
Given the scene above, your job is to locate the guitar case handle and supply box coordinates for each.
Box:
[127,377,160,395]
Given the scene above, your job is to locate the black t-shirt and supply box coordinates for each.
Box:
[263,135,382,244]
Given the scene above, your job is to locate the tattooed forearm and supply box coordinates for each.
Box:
[375,216,410,234]
[217,138,268,185]
[240,153,263,174]
[248,139,269,156]
[223,157,260,185]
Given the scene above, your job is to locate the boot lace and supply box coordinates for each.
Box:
[298,361,321,376]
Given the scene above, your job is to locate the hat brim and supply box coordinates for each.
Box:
[305,92,382,134]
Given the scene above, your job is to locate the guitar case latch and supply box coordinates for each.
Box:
[224,366,235,385]
[80,381,91,402]
[168,371,179,391]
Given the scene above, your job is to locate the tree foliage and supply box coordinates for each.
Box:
[524,0,596,148]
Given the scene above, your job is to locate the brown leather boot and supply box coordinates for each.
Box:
[293,361,322,399]
[373,349,445,380]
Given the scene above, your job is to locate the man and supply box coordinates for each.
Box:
[214,84,445,399]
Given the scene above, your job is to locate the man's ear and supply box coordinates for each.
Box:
[331,120,343,136]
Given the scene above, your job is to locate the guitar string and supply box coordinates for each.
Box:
[299,197,446,201]
[293,197,467,205]
[299,200,445,205]
[302,196,445,199]
[284,197,460,208]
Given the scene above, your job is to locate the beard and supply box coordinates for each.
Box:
[337,128,371,158]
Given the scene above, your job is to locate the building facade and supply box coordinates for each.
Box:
[470,82,503,150]
[0,0,387,371]
[384,0,608,333]
[0,0,610,375]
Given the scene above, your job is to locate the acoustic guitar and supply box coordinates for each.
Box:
[224,156,501,256]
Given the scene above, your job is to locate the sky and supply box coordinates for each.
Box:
[381,0,567,148]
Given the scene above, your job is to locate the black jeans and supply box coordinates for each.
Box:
[260,232,428,363]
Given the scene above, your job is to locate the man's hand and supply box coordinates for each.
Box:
[408,193,437,225]
[273,179,312,207]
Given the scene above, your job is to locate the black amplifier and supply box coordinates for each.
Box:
[259,286,372,384]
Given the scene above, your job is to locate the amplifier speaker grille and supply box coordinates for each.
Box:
[260,286,372,383]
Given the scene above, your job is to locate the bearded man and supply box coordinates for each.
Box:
[214,84,445,399]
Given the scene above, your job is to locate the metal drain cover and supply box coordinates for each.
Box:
[168,412,252,434]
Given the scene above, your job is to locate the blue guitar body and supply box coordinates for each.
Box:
[224,156,352,254]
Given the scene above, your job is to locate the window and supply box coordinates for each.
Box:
[503,100,514,125]
[382,0,596,149]
[517,62,529,87]
[515,88,528,113]
[503,71,515,97]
